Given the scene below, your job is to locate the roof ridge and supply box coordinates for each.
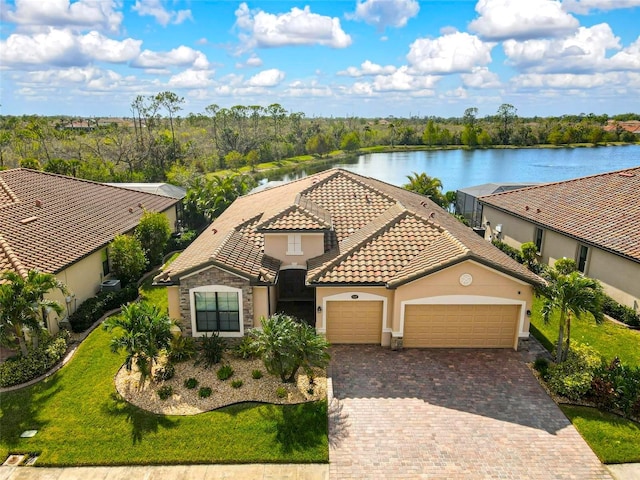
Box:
[0,175,20,209]
[296,193,333,227]
[481,165,640,199]
[0,232,29,278]
[338,169,398,203]
[307,203,409,282]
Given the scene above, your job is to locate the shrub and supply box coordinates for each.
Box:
[135,211,172,266]
[164,229,197,253]
[0,331,70,387]
[603,296,640,327]
[197,332,226,368]
[68,285,138,333]
[198,386,212,398]
[276,386,287,398]
[533,357,550,380]
[231,379,243,389]
[491,239,523,263]
[217,364,234,381]
[157,385,173,400]
[184,377,199,389]
[547,343,602,400]
[251,369,263,379]
[153,363,175,382]
[590,357,640,417]
[168,335,196,363]
[231,336,258,359]
[109,235,147,286]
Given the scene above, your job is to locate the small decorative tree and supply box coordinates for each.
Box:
[109,234,147,286]
[250,314,330,383]
[104,302,173,380]
[135,210,171,266]
[0,270,68,356]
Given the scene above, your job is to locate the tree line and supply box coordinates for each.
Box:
[0,94,638,187]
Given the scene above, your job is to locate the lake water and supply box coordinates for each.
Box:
[269,145,640,192]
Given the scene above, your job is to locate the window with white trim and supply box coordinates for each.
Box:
[287,234,303,255]
[190,286,243,336]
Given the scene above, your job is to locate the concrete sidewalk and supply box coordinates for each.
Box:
[0,464,328,480]
[608,464,640,480]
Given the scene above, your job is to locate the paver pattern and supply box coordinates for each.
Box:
[329,345,612,480]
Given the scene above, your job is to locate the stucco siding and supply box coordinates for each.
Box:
[253,286,270,327]
[394,261,533,338]
[167,286,180,320]
[263,233,325,267]
[482,206,535,247]
[587,250,640,308]
[178,266,252,337]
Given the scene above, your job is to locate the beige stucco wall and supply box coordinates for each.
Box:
[167,285,180,320]
[263,233,325,267]
[162,205,179,232]
[315,286,395,346]
[483,205,640,310]
[253,286,270,327]
[394,261,533,339]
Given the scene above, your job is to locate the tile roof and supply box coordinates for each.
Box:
[0,168,179,277]
[160,168,541,287]
[479,166,640,263]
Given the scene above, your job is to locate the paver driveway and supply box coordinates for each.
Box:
[328,345,612,480]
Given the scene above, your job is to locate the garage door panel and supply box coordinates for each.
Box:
[326,301,382,344]
[404,304,518,349]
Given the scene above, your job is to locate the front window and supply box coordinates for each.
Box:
[194,291,240,332]
[287,234,303,255]
[534,227,544,253]
[577,245,589,273]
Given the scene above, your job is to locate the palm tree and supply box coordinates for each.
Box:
[403,172,446,208]
[0,269,68,356]
[103,302,173,379]
[539,269,604,362]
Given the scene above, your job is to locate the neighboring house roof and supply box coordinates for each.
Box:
[479,166,640,263]
[603,120,640,134]
[158,169,540,287]
[105,182,186,199]
[0,169,179,277]
[457,183,541,197]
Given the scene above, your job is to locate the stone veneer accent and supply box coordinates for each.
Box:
[178,266,253,337]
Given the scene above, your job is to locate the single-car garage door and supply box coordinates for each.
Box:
[326,301,383,344]
[403,304,519,348]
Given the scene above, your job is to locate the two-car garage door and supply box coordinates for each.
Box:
[325,300,519,348]
[403,304,519,348]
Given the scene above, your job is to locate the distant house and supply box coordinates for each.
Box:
[456,183,539,228]
[603,120,640,136]
[156,169,541,350]
[0,169,180,333]
[479,167,640,311]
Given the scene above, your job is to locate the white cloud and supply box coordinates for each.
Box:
[0,28,141,67]
[610,36,640,70]
[13,66,134,93]
[132,0,192,27]
[562,0,640,14]
[349,66,440,94]
[338,60,397,77]
[503,23,622,73]
[442,87,468,99]
[469,0,579,41]
[236,54,263,68]
[168,69,215,89]
[286,80,333,97]
[461,67,502,88]
[246,68,285,87]
[130,46,209,70]
[510,71,623,89]
[349,0,419,31]
[2,0,123,32]
[407,32,494,74]
[234,2,351,51]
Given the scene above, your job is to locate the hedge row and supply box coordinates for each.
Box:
[68,285,139,333]
[603,296,640,327]
[0,330,70,387]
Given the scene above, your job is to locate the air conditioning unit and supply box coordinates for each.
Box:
[100,279,121,292]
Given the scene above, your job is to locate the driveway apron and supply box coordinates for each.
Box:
[328,345,612,480]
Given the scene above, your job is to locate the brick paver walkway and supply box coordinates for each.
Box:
[328,346,612,480]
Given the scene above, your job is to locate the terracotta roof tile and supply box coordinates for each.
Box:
[479,166,640,262]
[0,168,178,277]
[161,168,541,287]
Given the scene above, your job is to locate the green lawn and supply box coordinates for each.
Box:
[529,296,640,367]
[138,253,180,315]
[0,324,328,466]
[560,405,640,464]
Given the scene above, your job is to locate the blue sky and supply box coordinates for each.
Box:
[1,0,639,118]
